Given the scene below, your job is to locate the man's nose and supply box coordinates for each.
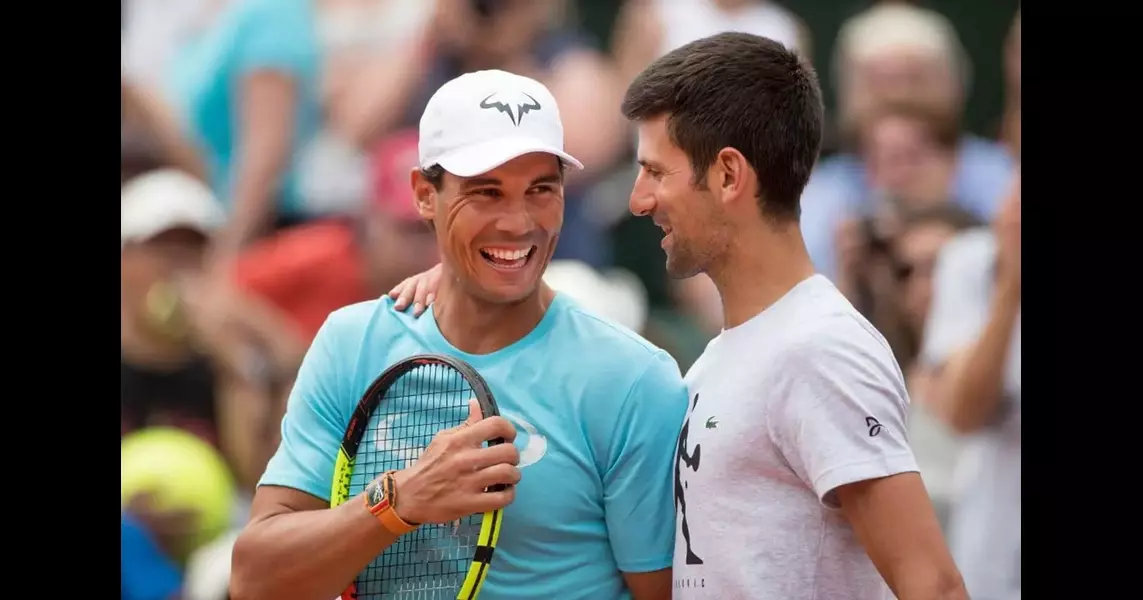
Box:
[495,197,536,236]
[629,173,656,217]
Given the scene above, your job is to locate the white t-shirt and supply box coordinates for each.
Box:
[672,274,918,600]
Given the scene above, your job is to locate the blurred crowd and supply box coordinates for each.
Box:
[120,1,1022,599]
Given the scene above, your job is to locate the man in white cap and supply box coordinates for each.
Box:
[121,168,227,569]
[232,70,684,600]
[121,168,226,444]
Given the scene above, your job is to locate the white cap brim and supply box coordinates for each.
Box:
[433,135,584,178]
[122,169,225,246]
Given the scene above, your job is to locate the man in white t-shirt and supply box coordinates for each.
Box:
[385,31,966,600]
[620,33,965,599]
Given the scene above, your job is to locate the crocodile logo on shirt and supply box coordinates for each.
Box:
[705,416,718,429]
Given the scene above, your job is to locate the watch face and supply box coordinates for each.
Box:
[369,480,387,507]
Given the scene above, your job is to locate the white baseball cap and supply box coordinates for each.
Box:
[418,69,584,177]
[121,169,225,246]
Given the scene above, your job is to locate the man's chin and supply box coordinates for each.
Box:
[665,256,703,280]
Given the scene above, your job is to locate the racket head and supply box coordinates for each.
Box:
[330,354,505,600]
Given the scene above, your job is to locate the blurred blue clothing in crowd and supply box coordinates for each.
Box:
[167,0,322,218]
[802,135,1014,280]
[122,514,182,600]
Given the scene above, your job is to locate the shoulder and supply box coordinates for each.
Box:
[317,296,407,351]
[552,295,667,364]
[777,283,901,380]
[549,296,686,400]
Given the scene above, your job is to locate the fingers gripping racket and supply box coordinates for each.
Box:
[330,354,506,600]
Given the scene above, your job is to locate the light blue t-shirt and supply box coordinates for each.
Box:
[261,294,688,599]
[167,0,321,216]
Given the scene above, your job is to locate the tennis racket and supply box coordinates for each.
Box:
[330,354,507,600]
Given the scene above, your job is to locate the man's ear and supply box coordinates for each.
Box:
[411,168,437,220]
[713,147,753,208]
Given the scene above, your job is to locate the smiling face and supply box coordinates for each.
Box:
[414,152,564,303]
[629,116,731,279]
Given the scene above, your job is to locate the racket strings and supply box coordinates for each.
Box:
[351,362,484,599]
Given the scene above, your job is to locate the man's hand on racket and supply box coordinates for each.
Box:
[393,398,520,524]
[389,263,442,316]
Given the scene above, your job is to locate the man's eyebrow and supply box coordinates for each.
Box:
[637,158,663,170]
[530,174,562,186]
[460,177,502,189]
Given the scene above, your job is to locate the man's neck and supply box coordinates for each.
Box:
[706,220,817,330]
[432,268,555,355]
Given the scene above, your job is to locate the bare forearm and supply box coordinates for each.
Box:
[231,493,400,600]
[939,279,1020,433]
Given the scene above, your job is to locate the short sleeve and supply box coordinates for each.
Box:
[602,351,688,573]
[258,313,350,501]
[121,515,182,600]
[920,230,997,369]
[768,328,919,509]
[234,0,315,75]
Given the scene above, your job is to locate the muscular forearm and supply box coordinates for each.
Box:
[230,493,400,600]
[937,278,1020,434]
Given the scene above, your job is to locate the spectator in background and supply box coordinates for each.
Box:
[330,0,626,266]
[121,0,223,91]
[833,101,966,320]
[801,2,1014,281]
[122,170,226,447]
[121,169,228,564]
[919,174,1021,600]
[122,79,207,186]
[890,205,981,374]
[231,129,440,349]
[612,0,810,87]
[165,0,323,271]
[298,0,436,217]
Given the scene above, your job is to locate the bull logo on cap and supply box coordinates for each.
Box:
[479,92,542,127]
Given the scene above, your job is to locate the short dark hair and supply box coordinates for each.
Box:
[621,32,823,222]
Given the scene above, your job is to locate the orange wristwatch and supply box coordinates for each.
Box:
[364,470,419,536]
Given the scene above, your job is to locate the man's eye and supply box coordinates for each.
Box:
[475,189,501,198]
[528,185,556,195]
